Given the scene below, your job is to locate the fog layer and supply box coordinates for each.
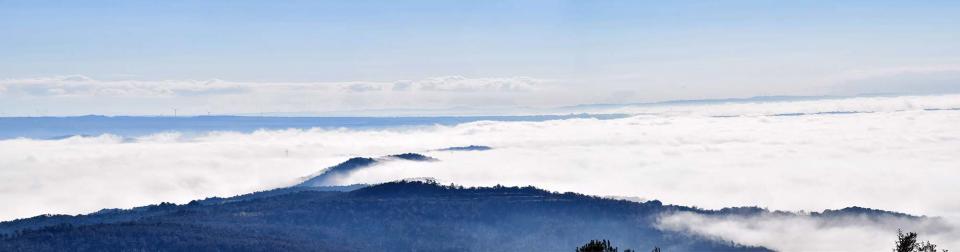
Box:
[2,95,959,251]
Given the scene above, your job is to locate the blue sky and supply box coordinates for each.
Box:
[1,1,959,115]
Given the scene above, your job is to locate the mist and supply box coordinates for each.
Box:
[656,211,958,252]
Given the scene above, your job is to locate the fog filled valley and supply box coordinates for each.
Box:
[1,95,958,251]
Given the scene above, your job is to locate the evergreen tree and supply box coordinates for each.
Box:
[895,229,948,252]
[577,239,618,252]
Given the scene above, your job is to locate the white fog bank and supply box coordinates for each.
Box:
[656,211,958,252]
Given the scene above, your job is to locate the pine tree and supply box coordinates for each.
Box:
[896,229,918,252]
[576,239,618,252]
[895,229,948,252]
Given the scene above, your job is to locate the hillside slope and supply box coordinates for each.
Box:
[0,180,769,252]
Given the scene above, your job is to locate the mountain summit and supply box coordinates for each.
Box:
[296,153,437,187]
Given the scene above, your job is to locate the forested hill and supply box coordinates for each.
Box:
[0,180,771,252]
[296,153,437,187]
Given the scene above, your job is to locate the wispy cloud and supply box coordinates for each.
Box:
[398,76,541,92]
[0,75,549,116]
[3,66,959,116]
[824,65,960,95]
[0,75,247,97]
[0,75,543,97]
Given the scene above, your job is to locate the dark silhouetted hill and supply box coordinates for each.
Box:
[296,153,436,187]
[0,180,771,252]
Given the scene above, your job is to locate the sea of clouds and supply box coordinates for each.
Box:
[1,94,959,251]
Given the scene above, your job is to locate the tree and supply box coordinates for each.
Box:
[577,240,617,252]
[575,240,654,252]
[577,239,618,252]
[895,229,948,252]
[896,230,918,252]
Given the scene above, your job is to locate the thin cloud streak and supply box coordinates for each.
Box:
[0,75,548,116]
[0,75,542,97]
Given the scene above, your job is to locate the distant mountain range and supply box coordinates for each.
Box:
[435,145,493,151]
